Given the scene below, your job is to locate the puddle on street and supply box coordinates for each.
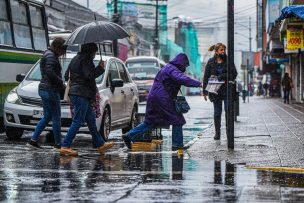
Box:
[2,129,304,202]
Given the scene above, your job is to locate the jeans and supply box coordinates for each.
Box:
[31,89,61,145]
[126,122,184,147]
[62,95,105,148]
[213,96,228,118]
[284,89,290,103]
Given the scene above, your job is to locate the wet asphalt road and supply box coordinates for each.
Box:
[1,96,304,202]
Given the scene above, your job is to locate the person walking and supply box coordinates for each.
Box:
[60,43,114,156]
[202,43,238,140]
[282,73,293,104]
[122,53,202,150]
[27,37,67,150]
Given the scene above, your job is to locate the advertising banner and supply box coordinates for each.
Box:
[287,25,303,50]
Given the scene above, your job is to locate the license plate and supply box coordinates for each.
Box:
[33,110,44,118]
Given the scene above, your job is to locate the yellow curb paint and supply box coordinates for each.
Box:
[246,166,304,173]
[131,142,156,152]
[151,140,163,145]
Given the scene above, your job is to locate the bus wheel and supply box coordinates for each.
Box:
[5,127,24,140]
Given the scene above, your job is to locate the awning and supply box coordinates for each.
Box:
[278,5,304,21]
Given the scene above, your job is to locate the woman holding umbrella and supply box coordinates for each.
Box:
[60,43,114,156]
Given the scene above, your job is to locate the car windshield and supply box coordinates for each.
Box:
[126,61,159,80]
[26,58,104,83]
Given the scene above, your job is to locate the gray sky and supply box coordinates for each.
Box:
[73,0,257,71]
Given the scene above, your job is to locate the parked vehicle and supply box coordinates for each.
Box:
[4,53,139,140]
[125,56,166,102]
[0,0,49,132]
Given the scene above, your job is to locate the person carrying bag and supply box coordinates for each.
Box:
[121,53,202,150]
[202,43,237,140]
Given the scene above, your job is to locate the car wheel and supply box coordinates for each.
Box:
[122,107,138,134]
[100,108,111,141]
[0,118,5,133]
[5,127,24,140]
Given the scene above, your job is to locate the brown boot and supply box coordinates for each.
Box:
[60,147,78,156]
[98,141,115,154]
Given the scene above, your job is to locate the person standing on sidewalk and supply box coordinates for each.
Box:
[60,43,114,156]
[202,43,237,140]
[122,53,202,150]
[282,73,293,104]
[27,37,67,150]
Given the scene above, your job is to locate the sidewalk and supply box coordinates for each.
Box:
[190,96,304,168]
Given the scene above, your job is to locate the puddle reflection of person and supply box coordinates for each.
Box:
[213,161,237,201]
[172,155,183,180]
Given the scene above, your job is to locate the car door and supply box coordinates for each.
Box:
[107,60,125,122]
[117,61,133,118]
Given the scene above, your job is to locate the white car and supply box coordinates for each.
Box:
[4,53,139,141]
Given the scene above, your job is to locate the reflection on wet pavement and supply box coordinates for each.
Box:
[1,97,304,202]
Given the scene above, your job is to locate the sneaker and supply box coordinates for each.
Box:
[122,134,132,149]
[27,140,42,150]
[98,141,115,154]
[60,147,78,156]
[172,145,189,151]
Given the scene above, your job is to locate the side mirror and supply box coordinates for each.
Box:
[16,74,25,82]
[110,79,124,93]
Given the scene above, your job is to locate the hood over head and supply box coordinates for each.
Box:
[169,53,189,72]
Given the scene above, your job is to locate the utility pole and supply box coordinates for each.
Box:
[227,0,235,149]
[87,0,89,8]
[154,0,159,57]
[112,0,119,57]
[248,17,252,103]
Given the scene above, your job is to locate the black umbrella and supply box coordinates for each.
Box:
[65,21,130,45]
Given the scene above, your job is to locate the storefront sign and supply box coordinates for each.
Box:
[287,25,304,50]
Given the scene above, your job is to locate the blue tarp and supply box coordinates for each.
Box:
[278,5,304,21]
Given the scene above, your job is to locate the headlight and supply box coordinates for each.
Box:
[6,88,19,104]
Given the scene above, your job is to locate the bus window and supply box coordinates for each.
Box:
[29,5,47,50]
[0,0,13,46]
[10,0,32,49]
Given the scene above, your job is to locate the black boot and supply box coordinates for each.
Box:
[214,116,221,140]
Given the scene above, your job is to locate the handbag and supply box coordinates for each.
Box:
[174,91,190,114]
[161,70,190,114]
[64,72,70,103]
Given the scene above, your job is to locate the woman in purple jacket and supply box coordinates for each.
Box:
[122,53,202,150]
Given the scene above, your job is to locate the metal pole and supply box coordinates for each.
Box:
[87,0,89,8]
[113,0,118,57]
[154,0,159,57]
[227,0,235,149]
[248,17,252,103]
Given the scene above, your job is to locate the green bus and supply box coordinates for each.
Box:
[0,0,49,131]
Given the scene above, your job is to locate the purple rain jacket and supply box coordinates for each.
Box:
[144,53,202,126]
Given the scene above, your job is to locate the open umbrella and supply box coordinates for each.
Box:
[65,21,130,45]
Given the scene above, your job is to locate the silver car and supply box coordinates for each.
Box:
[4,53,139,140]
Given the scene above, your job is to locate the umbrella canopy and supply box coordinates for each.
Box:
[65,21,130,45]
[277,5,304,21]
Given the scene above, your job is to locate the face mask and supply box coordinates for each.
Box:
[218,53,226,60]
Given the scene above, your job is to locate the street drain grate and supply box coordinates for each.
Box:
[247,144,271,149]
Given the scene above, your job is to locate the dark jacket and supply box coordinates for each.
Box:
[202,56,237,102]
[39,49,65,93]
[65,53,104,100]
[282,76,292,91]
[144,53,201,126]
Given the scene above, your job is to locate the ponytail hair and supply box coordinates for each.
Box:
[208,43,226,52]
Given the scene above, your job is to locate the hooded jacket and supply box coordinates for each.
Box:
[144,53,201,126]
